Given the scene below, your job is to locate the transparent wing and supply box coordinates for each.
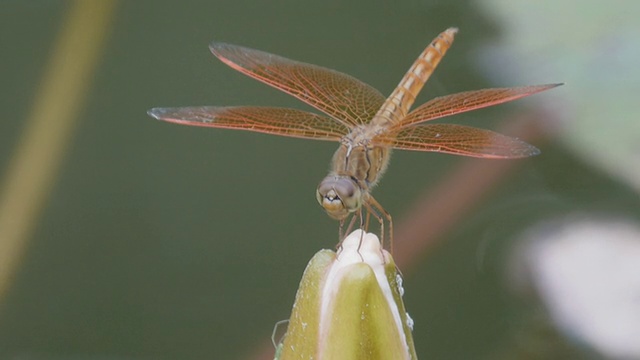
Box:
[375,123,540,158]
[394,84,562,129]
[148,106,349,141]
[210,42,386,127]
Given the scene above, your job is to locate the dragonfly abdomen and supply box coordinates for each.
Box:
[371,27,458,127]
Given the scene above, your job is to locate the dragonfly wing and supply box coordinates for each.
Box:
[376,123,540,158]
[395,84,562,129]
[210,43,386,127]
[148,106,349,141]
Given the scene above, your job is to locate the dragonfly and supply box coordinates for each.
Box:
[148,27,560,248]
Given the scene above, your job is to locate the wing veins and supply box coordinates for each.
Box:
[148,106,349,141]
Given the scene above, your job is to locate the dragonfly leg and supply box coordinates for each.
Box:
[364,194,394,254]
[363,208,371,232]
[337,212,360,250]
[356,207,366,260]
[338,218,345,242]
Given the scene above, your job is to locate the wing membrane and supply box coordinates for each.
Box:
[376,123,539,158]
[148,106,349,141]
[396,84,561,129]
[210,43,386,127]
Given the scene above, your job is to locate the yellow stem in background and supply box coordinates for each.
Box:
[0,0,118,301]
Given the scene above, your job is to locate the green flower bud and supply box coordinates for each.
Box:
[276,230,416,360]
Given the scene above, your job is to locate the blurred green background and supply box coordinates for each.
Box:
[1,1,639,359]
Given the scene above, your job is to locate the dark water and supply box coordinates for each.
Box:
[1,1,636,359]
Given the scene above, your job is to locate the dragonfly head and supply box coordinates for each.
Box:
[316,176,362,220]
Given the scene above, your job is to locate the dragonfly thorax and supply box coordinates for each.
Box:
[316,175,362,220]
[331,139,391,191]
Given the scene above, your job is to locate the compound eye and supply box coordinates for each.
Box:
[333,179,360,211]
[315,188,324,206]
[316,179,334,205]
[316,177,361,220]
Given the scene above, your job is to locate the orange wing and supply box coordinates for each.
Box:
[394,84,562,129]
[148,106,349,141]
[375,123,539,159]
[210,43,385,127]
